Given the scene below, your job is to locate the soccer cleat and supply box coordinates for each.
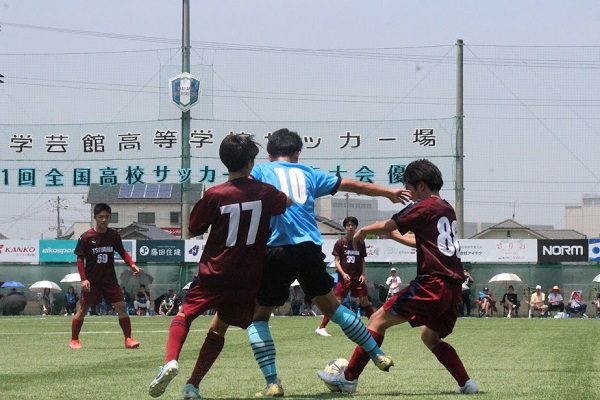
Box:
[125,337,140,349]
[254,378,284,397]
[454,379,479,394]
[69,339,82,349]
[315,327,331,337]
[149,360,179,397]
[182,383,203,399]
[373,354,394,372]
[317,370,358,393]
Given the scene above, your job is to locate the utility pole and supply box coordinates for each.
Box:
[49,196,67,238]
[180,0,192,239]
[455,39,465,238]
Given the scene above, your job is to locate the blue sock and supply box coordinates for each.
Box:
[330,305,383,359]
[248,321,278,384]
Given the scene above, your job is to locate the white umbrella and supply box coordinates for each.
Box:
[29,280,62,292]
[60,273,81,283]
[488,273,523,293]
[488,273,522,284]
[119,269,154,286]
[290,279,300,287]
[592,274,600,283]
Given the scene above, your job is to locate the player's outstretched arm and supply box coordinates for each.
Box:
[353,219,397,249]
[381,231,416,248]
[338,179,411,204]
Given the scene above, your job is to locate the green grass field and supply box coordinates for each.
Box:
[1,315,598,399]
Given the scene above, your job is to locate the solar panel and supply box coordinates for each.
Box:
[117,183,173,199]
[117,184,135,198]
[145,184,160,198]
[157,184,173,198]
[131,185,146,198]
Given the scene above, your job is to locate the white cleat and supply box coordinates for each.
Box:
[315,327,332,337]
[454,378,479,394]
[317,370,357,393]
[148,360,179,397]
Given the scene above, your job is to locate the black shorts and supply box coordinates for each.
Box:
[256,242,334,307]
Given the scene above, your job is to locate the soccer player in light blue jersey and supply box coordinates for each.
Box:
[247,128,411,397]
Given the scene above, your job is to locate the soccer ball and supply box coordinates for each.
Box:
[322,358,349,392]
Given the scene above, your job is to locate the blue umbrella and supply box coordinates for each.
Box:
[1,281,25,289]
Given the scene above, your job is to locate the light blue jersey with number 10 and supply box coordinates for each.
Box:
[251,161,340,247]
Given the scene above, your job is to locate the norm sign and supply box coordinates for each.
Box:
[169,72,201,112]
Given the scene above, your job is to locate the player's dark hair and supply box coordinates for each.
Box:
[403,159,443,191]
[94,203,111,216]
[267,128,303,157]
[343,216,359,227]
[219,134,260,172]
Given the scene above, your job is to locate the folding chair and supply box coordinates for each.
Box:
[566,290,588,318]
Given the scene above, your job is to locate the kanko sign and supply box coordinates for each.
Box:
[169,72,201,112]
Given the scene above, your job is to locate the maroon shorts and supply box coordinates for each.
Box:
[182,279,257,329]
[334,281,369,299]
[384,274,461,338]
[80,280,123,306]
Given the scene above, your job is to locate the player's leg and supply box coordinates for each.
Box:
[317,306,404,392]
[316,291,343,337]
[70,302,91,349]
[183,313,229,398]
[70,286,104,349]
[421,326,478,394]
[248,246,291,397]
[358,295,375,318]
[314,292,392,370]
[149,309,193,397]
[150,283,209,397]
[248,304,283,397]
[112,300,139,348]
[353,282,375,318]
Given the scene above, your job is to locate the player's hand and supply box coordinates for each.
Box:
[131,264,140,275]
[359,275,365,284]
[81,279,91,293]
[353,230,367,251]
[343,273,351,282]
[388,189,412,204]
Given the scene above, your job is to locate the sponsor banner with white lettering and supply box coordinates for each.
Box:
[364,239,417,262]
[184,239,206,263]
[537,239,589,263]
[589,239,600,262]
[461,239,537,263]
[136,240,184,263]
[0,240,39,262]
[39,239,77,262]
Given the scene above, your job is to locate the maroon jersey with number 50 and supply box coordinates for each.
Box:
[189,177,288,291]
[391,197,464,282]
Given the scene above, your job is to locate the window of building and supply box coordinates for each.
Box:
[170,212,181,224]
[138,212,155,224]
[110,212,119,224]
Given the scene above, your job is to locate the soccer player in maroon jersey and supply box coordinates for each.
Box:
[70,202,141,350]
[315,216,375,337]
[149,134,292,399]
[318,159,479,394]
